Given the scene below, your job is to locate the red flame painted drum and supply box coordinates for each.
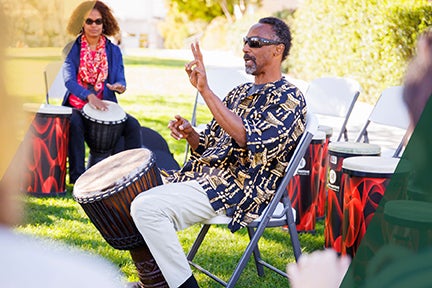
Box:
[81,100,127,154]
[22,104,72,196]
[316,125,333,220]
[73,148,168,287]
[340,156,406,257]
[324,142,381,252]
[287,131,325,233]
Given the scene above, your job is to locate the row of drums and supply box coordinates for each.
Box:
[22,103,430,261]
[286,125,412,257]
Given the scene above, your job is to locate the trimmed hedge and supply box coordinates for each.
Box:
[286,0,432,104]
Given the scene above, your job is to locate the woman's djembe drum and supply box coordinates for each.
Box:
[316,125,333,220]
[287,130,325,233]
[340,156,409,257]
[324,142,381,253]
[81,100,127,167]
[73,148,168,287]
[22,103,72,196]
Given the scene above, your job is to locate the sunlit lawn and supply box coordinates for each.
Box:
[7,48,324,287]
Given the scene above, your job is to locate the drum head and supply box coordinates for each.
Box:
[384,200,432,227]
[73,148,155,199]
[342,156,399,174]
[312,130,326,141]
[24,103,72,115]
[318,125,333,137]
[328,142,381,155]
[82,100,126,123]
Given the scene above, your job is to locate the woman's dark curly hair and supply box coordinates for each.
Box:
[259,17,292,61]
[66,1,120,36]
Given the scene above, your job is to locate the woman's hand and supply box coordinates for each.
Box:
[107,82,126,94]
[87,94,108,111]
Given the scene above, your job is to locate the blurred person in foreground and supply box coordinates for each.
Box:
[0,6,126,288]
[402,28,432,137]
[62,0,142,184]
[401,28,432,196]
[287,249,351,288]
[130,17,307,287]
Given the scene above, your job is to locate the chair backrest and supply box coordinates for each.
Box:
[355,85,410,157]
[44,61,67,104]
[252,112,317,260]
[305,76,361,141]
[277,113,318,195]
[284,74,309,95]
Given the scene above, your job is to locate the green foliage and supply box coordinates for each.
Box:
[287,0,432,104]
[200,13,268,52]
[161,0,264,49]
[158,1,208,49]
[170,0,226,22]
[0,0,73,47]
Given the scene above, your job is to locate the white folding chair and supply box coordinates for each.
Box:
[44,61,67,105]
[186,113,318,287]
[284,74,309,95]
[305,76,361,141]
[355,86,410,157]
[184,66,253,164]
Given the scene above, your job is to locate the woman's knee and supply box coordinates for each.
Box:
[69,110,84,133]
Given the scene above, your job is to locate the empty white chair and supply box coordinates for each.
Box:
[355,86,410,157]
[305,76,361,141]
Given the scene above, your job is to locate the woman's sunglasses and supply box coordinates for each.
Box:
[243,36,282,48]
[85,18,103,25]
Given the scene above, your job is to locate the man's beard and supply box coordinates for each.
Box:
[244,55,257,75]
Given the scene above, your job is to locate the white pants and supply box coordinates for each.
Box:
[130,180,219,288]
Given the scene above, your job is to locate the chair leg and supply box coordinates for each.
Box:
[281,197,302,261]
[247,227,265,277]
[187,224,210,261]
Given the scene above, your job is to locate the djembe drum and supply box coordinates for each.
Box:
[81,100,127,167]
[340,156,408,257]
[287,130,325,233]
[324,142,381,253]
[316,125,333,220]
[22,103,72,196]
[73,148,168,287]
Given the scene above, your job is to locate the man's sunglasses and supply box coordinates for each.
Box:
[243,36,282,48]
[85,18,103,25]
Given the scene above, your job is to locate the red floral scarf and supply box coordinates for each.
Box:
[68,35,108,109]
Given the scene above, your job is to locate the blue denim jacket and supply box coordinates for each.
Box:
[62,35,126,107]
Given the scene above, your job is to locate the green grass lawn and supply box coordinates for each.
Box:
[8,48,325,287]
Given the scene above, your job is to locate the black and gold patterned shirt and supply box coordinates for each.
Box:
[167,77,307,232]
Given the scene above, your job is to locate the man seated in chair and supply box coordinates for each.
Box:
[130,17,307,288]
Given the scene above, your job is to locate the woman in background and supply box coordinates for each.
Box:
[63,0,142,184]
